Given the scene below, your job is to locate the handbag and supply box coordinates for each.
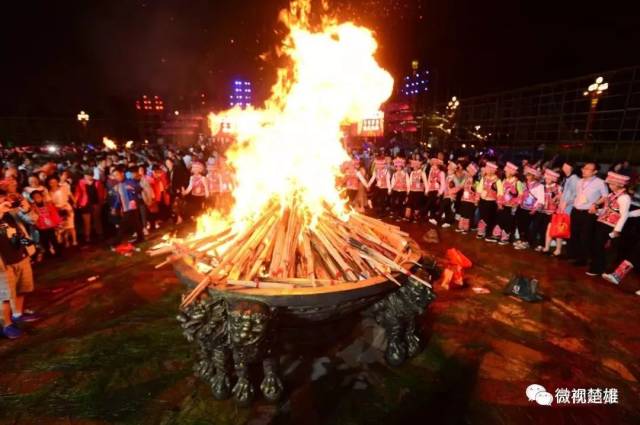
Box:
[549,213,571,239]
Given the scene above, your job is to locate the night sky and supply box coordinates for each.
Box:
[1,0,638,117]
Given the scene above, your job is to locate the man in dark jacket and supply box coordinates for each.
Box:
[165,158,189,224]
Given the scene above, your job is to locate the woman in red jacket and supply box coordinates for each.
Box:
[74,170,106,243]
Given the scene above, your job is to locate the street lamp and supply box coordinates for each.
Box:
[583,76,608,98]
[77,110,89,126]
[444,97,460,150]
[446,96,460,116]
[582,76,608,141]
[77,110,90,143]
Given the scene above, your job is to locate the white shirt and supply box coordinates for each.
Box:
[93,166,105,182]
[574,176,608,210]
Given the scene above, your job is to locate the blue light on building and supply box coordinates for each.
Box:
[230,79,252,109]
[400,64,430,98]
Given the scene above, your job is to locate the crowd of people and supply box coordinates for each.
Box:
[341,149,640,294]
[0,142,234,339]
[1,141,639,340]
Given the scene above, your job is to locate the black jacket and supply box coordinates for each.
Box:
[169,162,190,195]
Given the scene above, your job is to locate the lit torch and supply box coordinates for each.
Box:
[103,137,117,150]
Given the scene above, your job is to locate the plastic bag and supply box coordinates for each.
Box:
[549,213,570,239]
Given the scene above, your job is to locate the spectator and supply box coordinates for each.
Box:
[566,162,608,267]
[514,167,544,250]
[92,158,106,183]
[165,158,189,224]
[23,174,50,202]
[75,170,106,243]
[137,165,158,233]
[31,190,62,259]
[109,167,144,246]
[552,162,580,256]
[0,192,38,340]
[151,164,170,223]
[182,161,209,219]
[3,176,20,197]
[587,172,631,276]
[48,176,77,247]
[60,169,73,190]
[4,166,19,181]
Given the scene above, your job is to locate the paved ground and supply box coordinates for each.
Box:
[0,221,638,425]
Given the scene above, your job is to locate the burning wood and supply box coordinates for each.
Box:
[149,204,430,308]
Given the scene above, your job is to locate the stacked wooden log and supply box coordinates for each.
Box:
[149,202,430,307]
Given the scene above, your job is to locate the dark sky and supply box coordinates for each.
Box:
[1,0,638,117]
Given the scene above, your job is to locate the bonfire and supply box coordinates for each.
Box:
[150,0,430,305]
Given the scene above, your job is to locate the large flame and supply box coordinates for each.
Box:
[201,1,393,235]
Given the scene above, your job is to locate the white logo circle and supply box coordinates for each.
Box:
[526,384,546,401]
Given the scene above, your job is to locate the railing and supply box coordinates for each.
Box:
[434,66,640,161]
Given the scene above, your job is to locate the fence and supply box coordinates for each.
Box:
[437,66,640,161]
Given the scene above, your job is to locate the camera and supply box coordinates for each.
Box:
[10,200,21,209]
[0,223,34,247]
[17,236,35,247]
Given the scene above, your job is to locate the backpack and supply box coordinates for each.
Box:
[503,274,543,302]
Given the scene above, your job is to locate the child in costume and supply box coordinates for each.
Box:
[587,172,631,276]
[496,162,523,245]
[182,161,209,219]
[406,159,427,222]
[439,162,464,228]
[476,161,501,241]
[389,158,409,220]
[425,158,445,225]
[456,163,479,234]
[514,166,544,250]
[539,169,562,253]
[367,156,391,217]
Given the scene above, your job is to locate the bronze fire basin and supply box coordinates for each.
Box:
[174,238,436,406]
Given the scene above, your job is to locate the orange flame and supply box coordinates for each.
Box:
[103,137,117,150]
[201,1,393,235]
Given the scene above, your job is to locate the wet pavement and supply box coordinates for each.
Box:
[0,222,638,425]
